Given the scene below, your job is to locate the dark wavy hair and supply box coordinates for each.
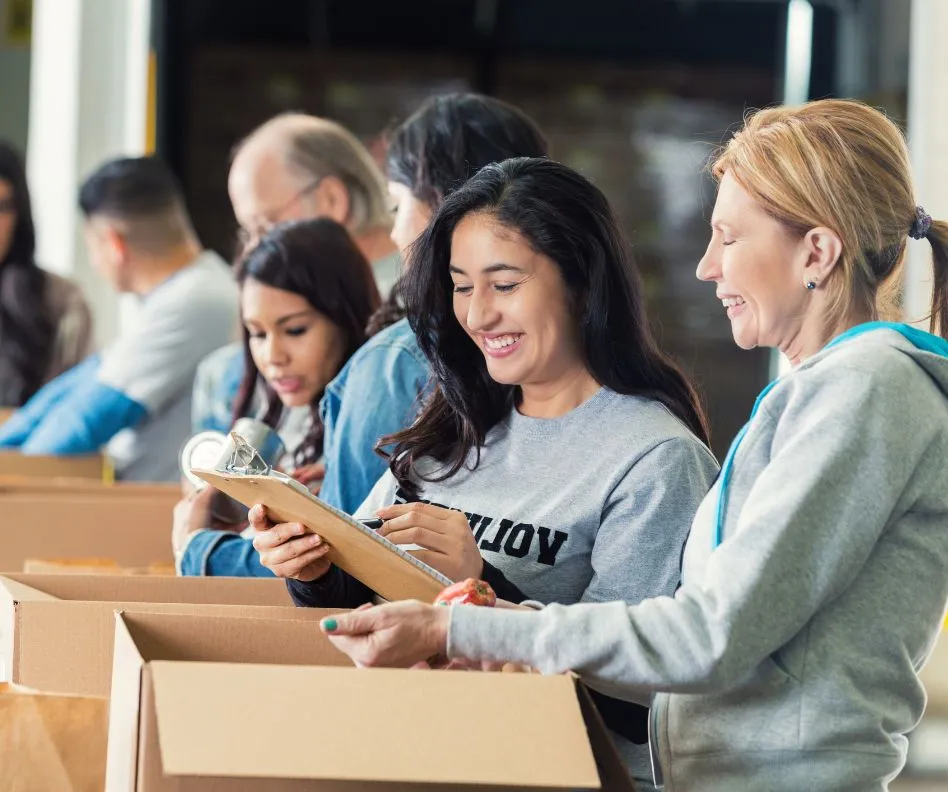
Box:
[234,218,381,465]
[0,142,56,406]
[384,157,710,493]
[367,93,549,336]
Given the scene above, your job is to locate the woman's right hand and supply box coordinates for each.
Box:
[249,504,332,581]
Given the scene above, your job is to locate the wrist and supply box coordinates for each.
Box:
[429,605,450,657]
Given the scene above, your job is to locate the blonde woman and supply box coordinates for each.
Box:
[320,100,948,792]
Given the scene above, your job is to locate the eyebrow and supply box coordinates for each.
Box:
[449,263,526,276]
[245,309,314,328]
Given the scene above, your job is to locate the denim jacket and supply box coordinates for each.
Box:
[179,318,429,576]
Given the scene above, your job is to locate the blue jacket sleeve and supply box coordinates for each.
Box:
[20,378,147,455]
[318,343,429,513]
[0,354,100,448]
[178,531,274,578]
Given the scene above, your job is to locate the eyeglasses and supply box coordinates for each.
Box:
[236,178,324,253]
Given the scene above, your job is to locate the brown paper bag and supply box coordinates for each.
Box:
[0,682,108,791]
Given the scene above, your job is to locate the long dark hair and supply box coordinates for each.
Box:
[367,93,549,336]
[0,142,56,406]
[384,157,710,493]
[233,218,381,466]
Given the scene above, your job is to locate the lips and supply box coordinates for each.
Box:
[270,376,304,394]
[480,333,524,359]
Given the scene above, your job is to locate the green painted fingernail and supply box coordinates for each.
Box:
[323,618,338,632]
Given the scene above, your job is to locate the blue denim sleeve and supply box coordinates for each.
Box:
[179,530,274,577]
[0,354,101,447]
[318,343,429,513]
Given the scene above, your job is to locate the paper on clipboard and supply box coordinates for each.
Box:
[191,467,452,603]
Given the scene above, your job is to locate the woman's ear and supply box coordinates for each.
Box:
[801,226,843,285]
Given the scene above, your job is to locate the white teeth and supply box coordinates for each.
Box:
[721,297,746,308]
[484,334,522,350]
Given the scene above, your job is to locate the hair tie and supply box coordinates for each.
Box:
[909,206,932,240]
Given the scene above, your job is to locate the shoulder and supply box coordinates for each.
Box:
[154,252,238,313]
[195,343,243,382]
[592,389,712,456]
[765,328,948,420]
[344,319,427,380]
[43,272,89,315]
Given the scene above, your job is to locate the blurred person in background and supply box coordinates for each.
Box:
[192,113,399,435]
[320,99,948,792]
[172,218,379,568]
[0,156,238,481]
[0,141,93,407]
[180,93,549,576]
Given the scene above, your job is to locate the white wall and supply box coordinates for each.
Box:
[26,0,151,346]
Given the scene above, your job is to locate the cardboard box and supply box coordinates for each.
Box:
[0,492,179,571]
[106,611,634,791]
[0,477,179,498]
[0,573,308,695]
[0,681,109,791]
[0,450,109,479]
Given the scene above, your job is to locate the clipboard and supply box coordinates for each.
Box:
[192,467,452,603]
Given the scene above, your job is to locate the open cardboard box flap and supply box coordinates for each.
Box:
[152,663,602,789]
[0,574,311,696]
[0,573,294,606]
[107,611,635,792]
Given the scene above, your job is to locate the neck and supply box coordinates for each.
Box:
[128,239,202,296]
[781,303,873,366]
[354,226,397,265]
[518,367,601,419]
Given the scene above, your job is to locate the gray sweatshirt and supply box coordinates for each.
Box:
[358,387,718,788]
[447,325,948,792]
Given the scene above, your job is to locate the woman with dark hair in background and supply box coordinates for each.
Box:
[182,92,551,576]
[172,217,379,567]
[254,157,719,789]
[0,142,93,406]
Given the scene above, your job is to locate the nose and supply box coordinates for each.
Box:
[261,333,290,368]
[696,238,722,283]
[465,287,501,332]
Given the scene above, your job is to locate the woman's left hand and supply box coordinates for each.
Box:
[321,601,450,668]
[376,503,483,582]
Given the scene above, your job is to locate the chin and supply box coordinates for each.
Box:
[277,392,315,409]
[483,361,524,387]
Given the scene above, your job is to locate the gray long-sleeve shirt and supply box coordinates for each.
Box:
[358,387,718,788]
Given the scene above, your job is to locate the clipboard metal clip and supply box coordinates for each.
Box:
[218,432,273,476]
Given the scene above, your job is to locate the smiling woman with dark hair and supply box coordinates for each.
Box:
[0,141,93,406]
[255,158,719,789]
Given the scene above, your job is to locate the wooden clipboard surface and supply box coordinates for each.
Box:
[193,470,450,603]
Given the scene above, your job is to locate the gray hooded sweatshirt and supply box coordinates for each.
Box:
[447,324,948,791]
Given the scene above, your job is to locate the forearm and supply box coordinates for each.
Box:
[287,566,376,609]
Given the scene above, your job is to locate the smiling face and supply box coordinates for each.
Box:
[241,278,346,408]
[697,170,815,353]
[449,212,589,395]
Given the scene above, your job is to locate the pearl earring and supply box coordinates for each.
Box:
[805,280,817,291]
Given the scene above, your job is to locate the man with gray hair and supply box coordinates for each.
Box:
[228,113,399,290]
[193,113,401,434]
